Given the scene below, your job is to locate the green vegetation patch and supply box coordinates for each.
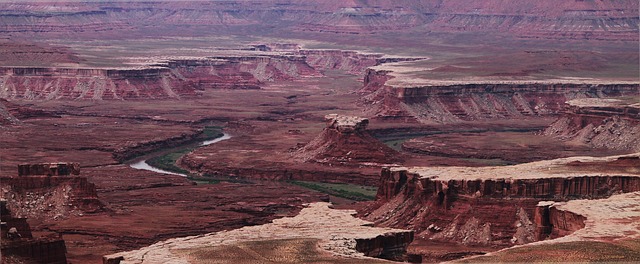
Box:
[146,149,192,175]
[289,181,377,201]
[145,126,223,176]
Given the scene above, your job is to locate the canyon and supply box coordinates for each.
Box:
[0,0,638,263]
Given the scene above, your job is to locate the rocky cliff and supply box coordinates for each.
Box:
[0,171,103,220]
[1,200,68,264]
[0,55,322,100]
[362,68,640,123]
[0,1,636,41]
[363,154,640,247]
[544,98,640,152]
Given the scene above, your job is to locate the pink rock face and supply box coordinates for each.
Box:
[0,56,321,100]
[1,1,635,40]
[545,99,640,152]
[362,68,640,123]
[364,166,640,246]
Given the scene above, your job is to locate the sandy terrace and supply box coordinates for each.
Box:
[394,152,640,181]
[106,202,410,264]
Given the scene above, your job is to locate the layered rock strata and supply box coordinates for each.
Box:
[104,202,413,264]
[535,191,640,244]
[0,55,320,100]
[545,98,640,152]
[0,1,636,40]
[364,154,640,247]
[363,68,640,123]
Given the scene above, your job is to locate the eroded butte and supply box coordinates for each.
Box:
[0,0,638,263]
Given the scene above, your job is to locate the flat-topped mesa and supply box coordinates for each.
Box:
[545,97,640,152]
[363,154,640,247]
[325,114,369,133]
[362,68,640,123]
[294,114,401,164]
[0,54,320,100]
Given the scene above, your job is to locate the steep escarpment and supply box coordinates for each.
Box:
[362,68,640,123]
[363,154,640,248]
[0,1,636,41]
[0,55,320,100]
[544,98,640,152]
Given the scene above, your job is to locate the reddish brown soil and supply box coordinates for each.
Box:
[402,131,627,164]
[0,1,637,263]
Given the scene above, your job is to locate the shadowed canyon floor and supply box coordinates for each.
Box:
[0,1,639,263]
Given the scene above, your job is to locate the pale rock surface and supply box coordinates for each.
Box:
[105,202,410,264]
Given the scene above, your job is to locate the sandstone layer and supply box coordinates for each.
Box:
[545,97,640,152]
[362,67,640,123]
[363,153,640,249]
[104,202,413,264]
[0,1,636,41]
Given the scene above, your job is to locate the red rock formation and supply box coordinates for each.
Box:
[544,98,640,152]
[355,232,415,261]
[1,200,68,264]
[362,68,640,123]
[297,50,381,75]
[293,114,402,164]
[0,1,635,41]
[0,55,320,100]
[18,162,80,176]
[534,202,587,240]
[364,167,640,246]
[1,164,103,220]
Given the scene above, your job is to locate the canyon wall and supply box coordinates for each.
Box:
[0,1,636,41]
[355,232,415,261]
[364,167,640,246]
[0,55,320,100]
[544,99,640,152]
[0,175,103,220]
[362,69,640,123]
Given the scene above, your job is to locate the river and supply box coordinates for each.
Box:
[129,133,231,177]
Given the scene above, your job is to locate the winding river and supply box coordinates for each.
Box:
[129,133,231,177]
